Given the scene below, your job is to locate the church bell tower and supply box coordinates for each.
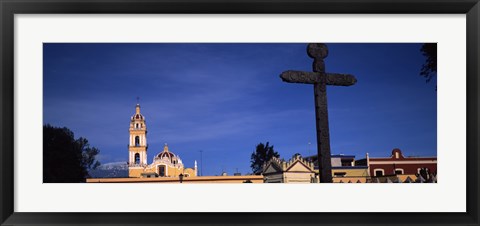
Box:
[128,103,148,166]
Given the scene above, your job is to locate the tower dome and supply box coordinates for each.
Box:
[131,104,145,121]
[157,144,174,159]
[154,143,182,165]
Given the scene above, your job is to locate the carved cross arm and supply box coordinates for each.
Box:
[280,70,357,86]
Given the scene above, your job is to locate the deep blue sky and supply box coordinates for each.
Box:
[43,43,436,176]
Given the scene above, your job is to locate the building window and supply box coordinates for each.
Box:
[136,123,139,129]
[395,169,404,175]
[158,165,166,177]
[334,172,347,177]
[374,169,384,176]
[135,136,140,146]
[134,153,140,164]
[341,160,352,166]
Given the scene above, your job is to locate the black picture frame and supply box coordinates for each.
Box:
[1,0,479,225]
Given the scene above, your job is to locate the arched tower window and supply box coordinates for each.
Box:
[134,153,140,164]
[136,123,139,129]
[135,136,140,146]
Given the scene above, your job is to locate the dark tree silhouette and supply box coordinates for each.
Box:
[250,142,279,175]
[43,124,101,183]
[420,43,437,83]
[415,167,436,183]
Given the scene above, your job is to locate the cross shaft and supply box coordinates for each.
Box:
[279,43,356,183]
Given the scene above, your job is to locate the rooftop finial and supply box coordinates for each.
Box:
[135,98,141,114]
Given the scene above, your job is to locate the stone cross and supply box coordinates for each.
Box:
[280,43,357,183]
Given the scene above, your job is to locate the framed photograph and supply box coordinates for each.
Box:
[1,0,479,225]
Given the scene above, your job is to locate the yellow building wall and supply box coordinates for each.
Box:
[168,166,182,176]
[184,168,196,177]
[129,165,196,178]
[144,167,156,174]
[331,168,369,183]
[332,168,369,177]
[129,168,144,178]
[284,172,315,183]
[398,174,418,181]
[332,177,368,183]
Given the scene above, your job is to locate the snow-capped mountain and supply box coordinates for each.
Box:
[89,161,129,178]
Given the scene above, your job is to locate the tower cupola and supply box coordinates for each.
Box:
[128,102,148,166]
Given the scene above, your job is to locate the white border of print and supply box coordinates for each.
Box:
[14,14,465,212]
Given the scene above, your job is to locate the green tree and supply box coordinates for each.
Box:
[43,124,101,182]
[250,142,279,175]
[420,43,437,83]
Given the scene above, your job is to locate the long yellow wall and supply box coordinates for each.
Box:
[129,165,196,178]
[88,175,263,183]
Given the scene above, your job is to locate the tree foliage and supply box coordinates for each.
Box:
[420,43,437,83]
[43,124,101,183]
[250,142,279,175]
[415,167,437,183]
